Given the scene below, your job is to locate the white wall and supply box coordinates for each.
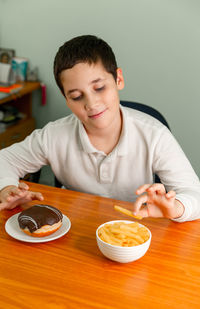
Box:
[0,0,200,176]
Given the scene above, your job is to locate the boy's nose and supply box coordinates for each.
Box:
[84,95,99,111]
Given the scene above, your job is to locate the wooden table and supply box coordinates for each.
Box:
[0,182,200,308]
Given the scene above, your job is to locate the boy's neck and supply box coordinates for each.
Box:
[86,111,122,155]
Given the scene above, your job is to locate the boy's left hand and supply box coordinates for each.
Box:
[133,183,184,219]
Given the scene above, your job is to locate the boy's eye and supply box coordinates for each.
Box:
[72,95,82,101]
[95,86,105,92]
[70,86,105,101]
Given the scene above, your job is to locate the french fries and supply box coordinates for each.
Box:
[98,222,149,247]
[114,205,143,220]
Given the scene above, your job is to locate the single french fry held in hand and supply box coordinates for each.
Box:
[98,222,150,247]
[114,205,143,220]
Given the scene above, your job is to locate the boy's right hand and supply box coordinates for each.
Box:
[0,182,44,211]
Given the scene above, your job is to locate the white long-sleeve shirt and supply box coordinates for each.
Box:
[0,106,200,222]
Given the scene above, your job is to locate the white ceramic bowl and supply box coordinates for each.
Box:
[96,220,151,263]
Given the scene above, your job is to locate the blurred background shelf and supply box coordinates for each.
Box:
[0,117,35,148]
[0,81,41,149]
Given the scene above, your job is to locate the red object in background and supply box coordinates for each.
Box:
[40,83,46,105]
[0,84,23,93]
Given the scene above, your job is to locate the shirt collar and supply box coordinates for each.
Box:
[78,121,99,154]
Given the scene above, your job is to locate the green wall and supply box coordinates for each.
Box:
[0,0,200,177]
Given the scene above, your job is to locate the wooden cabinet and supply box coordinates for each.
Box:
[0,82,41,149]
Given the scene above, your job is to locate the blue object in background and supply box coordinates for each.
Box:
[11,57,28,82]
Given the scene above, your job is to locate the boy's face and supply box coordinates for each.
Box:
[60,61,124,135]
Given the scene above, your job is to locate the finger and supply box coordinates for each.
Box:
[0,199,21,211]
[3,189,21,201]
[30,192,44,201]
[6,191,26,202]
[5,188,30,202]
[0,203,9,211]
[9,187,26,197]
[0,203,18,211]
[133,194,148,215]
[166,190,176,199]
[6,195,15,202]
[135,184,151,195]
[136,205,149,218]
[18,182,29,190]
[147,183,166,195]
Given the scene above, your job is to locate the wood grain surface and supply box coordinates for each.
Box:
[0,182,200,309]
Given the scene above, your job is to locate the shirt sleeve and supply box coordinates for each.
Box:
[153,127,200,222]
[0,127,49,190]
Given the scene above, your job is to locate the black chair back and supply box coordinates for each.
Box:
[120,100,170,130]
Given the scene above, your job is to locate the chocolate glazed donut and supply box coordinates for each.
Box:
[18,204,63,237]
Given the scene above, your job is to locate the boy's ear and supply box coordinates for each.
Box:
[116,68,124,90]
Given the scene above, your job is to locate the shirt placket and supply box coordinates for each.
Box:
[99,156,113,184]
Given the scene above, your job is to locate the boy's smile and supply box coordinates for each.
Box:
[88,109,107,119]
[60,61,124,137]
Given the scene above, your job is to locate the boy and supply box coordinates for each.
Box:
[0,35,200,222]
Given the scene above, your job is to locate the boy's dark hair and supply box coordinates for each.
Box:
[54,35,118,96]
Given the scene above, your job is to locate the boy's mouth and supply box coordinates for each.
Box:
[88,109,107,119]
